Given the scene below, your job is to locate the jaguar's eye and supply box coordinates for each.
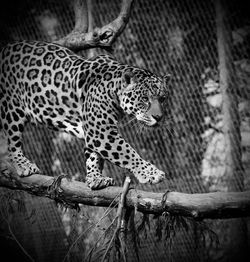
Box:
[141,96,149,103]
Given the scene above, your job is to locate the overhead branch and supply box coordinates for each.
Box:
[0,170,250,220]
[73,0,89,33]
[55,0,134,51]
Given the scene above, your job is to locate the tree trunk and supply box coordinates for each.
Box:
[216,0,248,260]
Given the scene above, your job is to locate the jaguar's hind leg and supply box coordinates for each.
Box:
[85,150,115,190]
[2,111,41,177]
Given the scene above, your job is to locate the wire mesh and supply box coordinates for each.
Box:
[0,0,250,261]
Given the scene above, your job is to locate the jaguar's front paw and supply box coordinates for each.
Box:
[134,164,165,185]
[12,161,41,177]
[86,175,115,190]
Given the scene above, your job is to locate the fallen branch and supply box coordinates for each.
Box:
[0,171,250,220]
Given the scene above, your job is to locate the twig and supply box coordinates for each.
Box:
[86,215,118,261]
[6,220,35,262]
[101,176,131,262]
[62,193,120,262]
[117,176,131,229]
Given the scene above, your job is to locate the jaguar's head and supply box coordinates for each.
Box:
[119,70,171,127]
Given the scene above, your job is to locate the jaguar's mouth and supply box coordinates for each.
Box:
[141,116,165,128]
[138,119,159,128]
[150,122,160,127]
[135,111,165,128]
[138,118,155,126]
[136,114,156,126]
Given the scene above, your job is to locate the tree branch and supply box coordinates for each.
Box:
[0,171,250,220]
[55,0,134,51]
[73,0,88,33]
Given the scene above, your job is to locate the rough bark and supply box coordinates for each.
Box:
[216,0,248,260]
[0,172,250,220]
[55,0,134,51]
[216,0,244,191]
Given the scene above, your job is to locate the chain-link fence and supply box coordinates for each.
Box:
[0,0,250,261]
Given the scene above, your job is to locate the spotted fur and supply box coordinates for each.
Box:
[0,41,170,189]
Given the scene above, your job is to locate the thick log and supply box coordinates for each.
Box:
[0,172,250,220]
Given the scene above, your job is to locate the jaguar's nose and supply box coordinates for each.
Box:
[152,114,163,122]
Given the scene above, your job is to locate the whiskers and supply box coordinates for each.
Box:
[161,115,177,137]
[134,121,149,136]
[137,115,177,137]
[119,115,149,136]
[119,114,176,137]
[119,115,137,128]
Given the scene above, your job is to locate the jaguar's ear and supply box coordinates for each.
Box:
[163,74,171,87]
[162,74,171,93]
[122,70,138,89]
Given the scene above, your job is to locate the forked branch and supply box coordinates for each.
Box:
[56,0,134,51]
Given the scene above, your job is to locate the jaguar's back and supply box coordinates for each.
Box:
[0,40,167,189]
[0,41,87,133]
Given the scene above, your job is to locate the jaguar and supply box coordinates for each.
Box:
[0,40,170,189]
